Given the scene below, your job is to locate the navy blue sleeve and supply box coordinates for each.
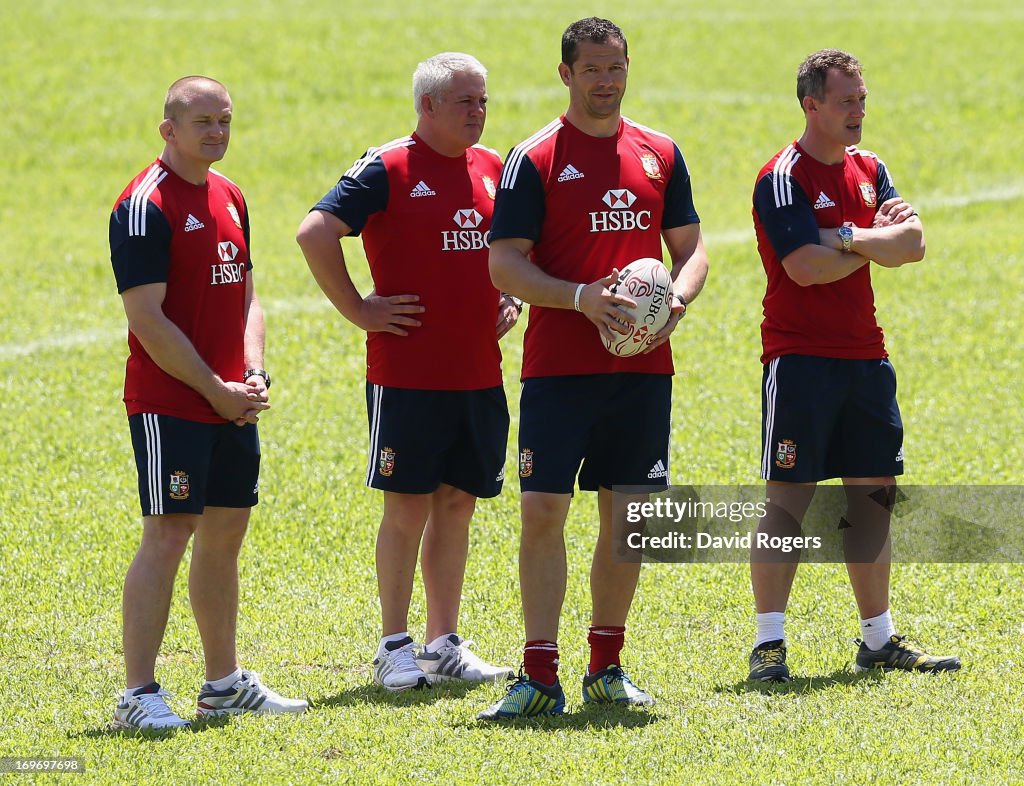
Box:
[662,144,700,229]
[109,199,172,293]
[241,194,253,271]
[311,152,390,236]
[753,173,820,261]
[875,159,900,204]
[489,152,545,243]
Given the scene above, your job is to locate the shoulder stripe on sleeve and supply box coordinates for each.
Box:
[771,145,801,208]
[500,118,563,190]
[471,142,501,158]
[129,164,168,237]
[622,116,673,141]
[208,167,238,186]
[847,146,878,159]
[345,136,414,180]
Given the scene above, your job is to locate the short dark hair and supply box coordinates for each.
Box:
[796,49,862,104]
[561,17,627,68]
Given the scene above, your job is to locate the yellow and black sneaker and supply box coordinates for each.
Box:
[582,665,655,706]
[476,670,566,721]
[854,634,961,673]
[748,639,791,682]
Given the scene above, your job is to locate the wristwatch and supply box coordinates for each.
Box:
[838,225,854,253]
[243,368,271,389]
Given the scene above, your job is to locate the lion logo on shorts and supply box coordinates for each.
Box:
[775,440,797,470]
[379,447,396,477]
[519,448,534,478]
[169,470,190,500]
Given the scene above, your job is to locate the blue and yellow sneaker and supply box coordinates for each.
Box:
[582,665,655,706]
[854,635,961,673]
[748,639,791,682]
[476,671,565,721]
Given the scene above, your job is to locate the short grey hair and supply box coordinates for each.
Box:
[412,52,487,115]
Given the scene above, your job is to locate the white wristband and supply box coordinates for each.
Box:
[573,283,585,312]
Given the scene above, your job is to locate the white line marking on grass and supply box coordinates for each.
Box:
[0,299,336,358]
[2,328,125,358]
[4,182,1021,358]
[918,182,1024,209]
[704,228,755,246]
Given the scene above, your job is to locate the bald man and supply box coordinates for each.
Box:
[108,76,307,729]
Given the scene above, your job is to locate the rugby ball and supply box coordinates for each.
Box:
[602,258,673,357]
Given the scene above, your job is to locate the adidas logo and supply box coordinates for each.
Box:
[895,447,904,462]
[813,191,836,209]
[647,460,668,479]
[496,465,506,482]
[557,164,585,182]
[410,180,437,198]
[184,213,205,232]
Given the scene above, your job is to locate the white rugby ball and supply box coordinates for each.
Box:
[602,258,673,357]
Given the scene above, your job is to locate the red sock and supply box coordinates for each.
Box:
[524,640,559,686]
[588,625,625,673]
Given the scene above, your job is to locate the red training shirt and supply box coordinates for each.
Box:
[109,160,252,423]
[312,134,504,390]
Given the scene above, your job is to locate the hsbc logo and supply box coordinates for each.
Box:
[453,209,483,229]
[210,262,245,285]
[217,241,239,262]
[602,189,637,209]
[442,207,489,251]
[591,188,651,233]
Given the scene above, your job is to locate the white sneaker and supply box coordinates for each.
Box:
[196,671,308,717]
[416,634,514,683]
[113,683,191,730]
[373,636,430,691]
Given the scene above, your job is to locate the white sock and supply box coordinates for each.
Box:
[860,610,896,651]
[425,633,457,652]
[378,631,411,658]
[123,684,147,702]
[755,612,786,647]
[205,667,243,690]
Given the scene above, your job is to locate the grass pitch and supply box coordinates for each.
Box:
[1,1,1022,783]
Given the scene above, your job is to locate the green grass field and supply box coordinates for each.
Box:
[1,0,1023,783]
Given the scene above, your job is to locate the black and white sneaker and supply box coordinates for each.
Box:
[372,636,430,691]
[196,671,308,717]
[113,682,190,730]
[416,634,514,683]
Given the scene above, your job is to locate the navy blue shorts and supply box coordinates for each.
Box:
[761,355,904,483]
[365,384,509,498]
[128,413,260,516]
[518,373,672,493]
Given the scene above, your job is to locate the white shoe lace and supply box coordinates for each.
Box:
[450,638,487,669]
[445,638,509,677]
[390,643,424,674]
[237,670,283,700]
[136,688,180,719]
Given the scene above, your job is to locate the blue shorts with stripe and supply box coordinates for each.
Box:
[365,384,509,498]
[518,373,672,494]
[128,413,260,515]
[761,355,904,483]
